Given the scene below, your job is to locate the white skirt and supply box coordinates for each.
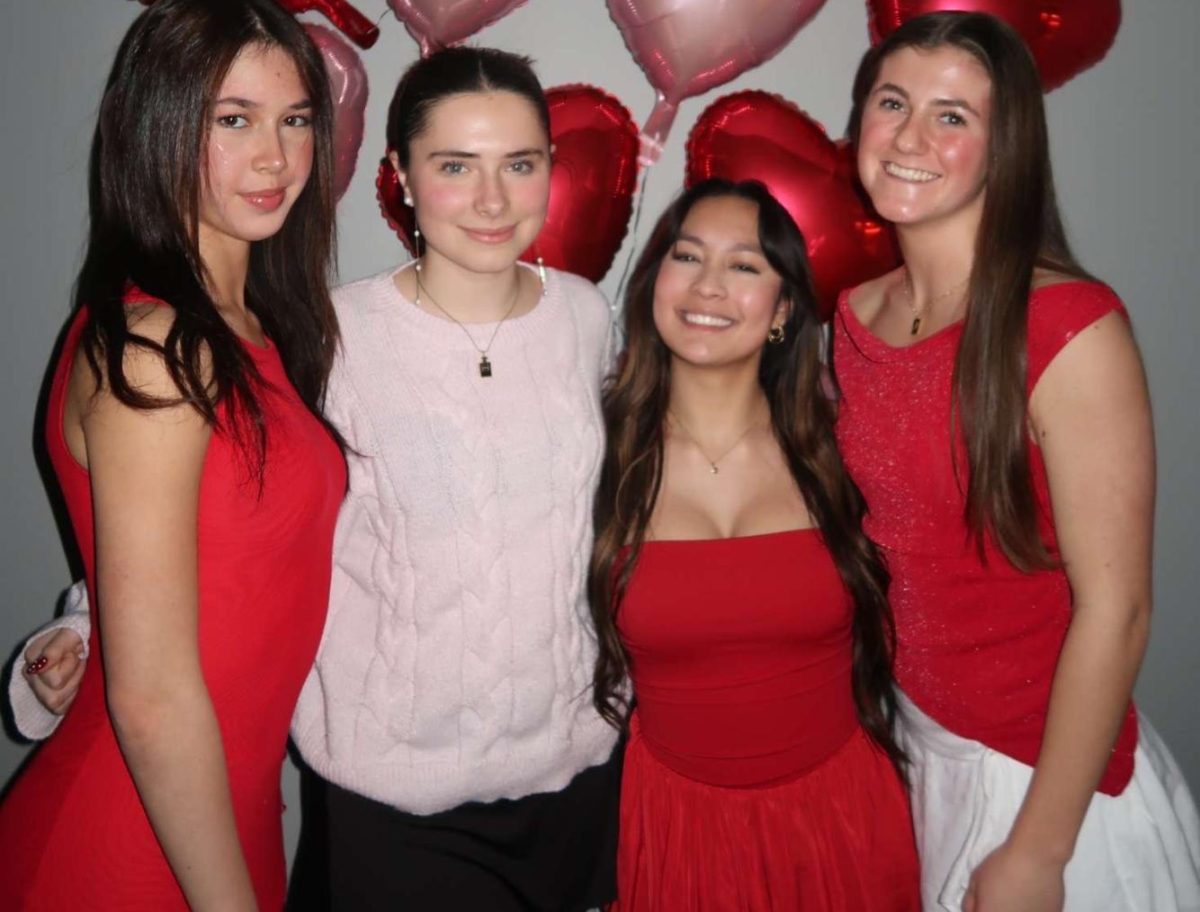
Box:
[896,692,1200,912]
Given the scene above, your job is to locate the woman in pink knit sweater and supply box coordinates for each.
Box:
[10,46,621,912]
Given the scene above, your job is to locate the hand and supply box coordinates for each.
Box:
[963,840,1066,912]
[24,628,87,715]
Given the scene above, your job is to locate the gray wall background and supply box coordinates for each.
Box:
[3,0,1197,863]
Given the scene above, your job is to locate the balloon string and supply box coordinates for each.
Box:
[611,167,651,330]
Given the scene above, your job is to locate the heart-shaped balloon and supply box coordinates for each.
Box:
[305,25,368,200]
[377,84,640,283]
[387,0,529,56]
[866,1,1120,91]
[686,91,899,316]
[280,0,380,48]
[607,0,828,163]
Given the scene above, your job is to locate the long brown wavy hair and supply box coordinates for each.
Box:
[589,179,903,768]
[75,0,343,474]
[847,12,1091,569]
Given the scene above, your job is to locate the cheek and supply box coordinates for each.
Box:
[289,132,314,183]
[940,134,988,183]
[511,173,551,215]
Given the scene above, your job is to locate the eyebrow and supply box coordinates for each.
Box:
[872,82,980,116]
[676,233,763,254]
[427,148,547,159]
[214,97,313,110]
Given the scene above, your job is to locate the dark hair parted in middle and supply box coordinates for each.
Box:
[847,11,1091,570]
[385,45,550,168]
[75,0,341,474]
[589,178,904,769]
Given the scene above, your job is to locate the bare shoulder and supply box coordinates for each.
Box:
[1031,267,1086,290]
[845,268,902,324]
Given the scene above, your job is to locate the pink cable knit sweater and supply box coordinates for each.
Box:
[12,263,619,815]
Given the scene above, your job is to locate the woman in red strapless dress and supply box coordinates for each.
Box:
[0,2,345,909]
[590,179,920,911]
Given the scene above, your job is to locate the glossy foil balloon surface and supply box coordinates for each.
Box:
[686,91,899,316]
[607,0,827,161]
[866,0,1120,90]
[377,85,639,283]
[305,25,368,200]
[279,0,380,48]
[387,0,529,56]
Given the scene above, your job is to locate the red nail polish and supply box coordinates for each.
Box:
[25,656,49,675]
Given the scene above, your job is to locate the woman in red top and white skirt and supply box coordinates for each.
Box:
[833,11,1200,912]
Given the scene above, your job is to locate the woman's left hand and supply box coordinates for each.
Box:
[963,840,1065,912]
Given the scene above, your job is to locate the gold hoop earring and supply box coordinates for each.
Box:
[767,325,785,344]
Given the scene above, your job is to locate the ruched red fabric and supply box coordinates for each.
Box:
[613,530,919,911]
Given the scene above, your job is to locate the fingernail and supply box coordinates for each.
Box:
[24,656,49,676]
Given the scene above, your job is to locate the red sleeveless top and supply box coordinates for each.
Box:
[832,280,1137,795]
[0,293,346,909]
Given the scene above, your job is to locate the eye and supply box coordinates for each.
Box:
[732,262,761,274]
[939,111,968,127]
[670,248,698,263]
[439,160,468,175]
[878,96,905,112]
[216,114,249,129]
[283,113,313,128]
[508,158,537,174]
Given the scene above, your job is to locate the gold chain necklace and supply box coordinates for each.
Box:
[668,409,764,476]
[414,267,521,378]
[899,268,969,337]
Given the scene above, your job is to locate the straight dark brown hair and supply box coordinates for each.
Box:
[589,179,904,769]
[847,12,1090,569]
[75,0,342,472]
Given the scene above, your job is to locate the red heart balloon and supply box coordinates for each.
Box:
[377,84,640,283]
[866,1,1120,91]
[686,91,899,316]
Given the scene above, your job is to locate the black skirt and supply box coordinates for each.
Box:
[287,743,622,912]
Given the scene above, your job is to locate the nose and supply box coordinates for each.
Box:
[253,126,287,175]
[691,261,726,299]
[893,113,925,155]
[474,170,508,218]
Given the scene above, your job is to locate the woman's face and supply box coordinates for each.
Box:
[395,90,551,277]
[856,44,992,232]
[199,43,314,251]
[652,194,787,371]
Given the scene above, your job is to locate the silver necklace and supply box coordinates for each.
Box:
[668,409,764,476]
[414,267,521,378]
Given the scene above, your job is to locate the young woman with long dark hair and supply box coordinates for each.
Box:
[591,178,919,911]
[836,12,1200,911]
[0,0,345,908]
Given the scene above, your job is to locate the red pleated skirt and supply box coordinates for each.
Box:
[613,714,920,911]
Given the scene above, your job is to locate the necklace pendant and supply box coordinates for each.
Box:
[710,464,719,475]
[479,354,492,378]
[910,316,922,337]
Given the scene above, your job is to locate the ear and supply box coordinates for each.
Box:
[773,295,793,329]
[387,150,410,199]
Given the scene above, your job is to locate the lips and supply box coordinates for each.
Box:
[241,188,288,212]
[882,161,940,183]
[680,310,734,329]
[462,225,517,245]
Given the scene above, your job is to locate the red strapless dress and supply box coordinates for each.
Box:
[0,300,345,910]
[612,530,919,911]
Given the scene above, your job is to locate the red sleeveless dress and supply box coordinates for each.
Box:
[0,298,345,910]
[612,530,920,911]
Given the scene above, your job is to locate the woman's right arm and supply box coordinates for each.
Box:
[82,311,257,910]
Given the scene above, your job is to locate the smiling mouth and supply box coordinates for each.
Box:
[241,188,287,211]
[463,226,517,244]
[883,162,940,183]
[681,310,734,329]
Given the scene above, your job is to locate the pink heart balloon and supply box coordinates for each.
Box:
[387,0,529,56]
[305,25,368,200]
[607,0,828,163]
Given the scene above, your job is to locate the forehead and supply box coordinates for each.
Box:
[679,195,761,245]
[876,44,992,101]
[216,43,306,100]
[415,90,548,148]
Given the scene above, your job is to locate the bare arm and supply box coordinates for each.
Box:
[82,310,257,910]
[966,310,1153,912]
